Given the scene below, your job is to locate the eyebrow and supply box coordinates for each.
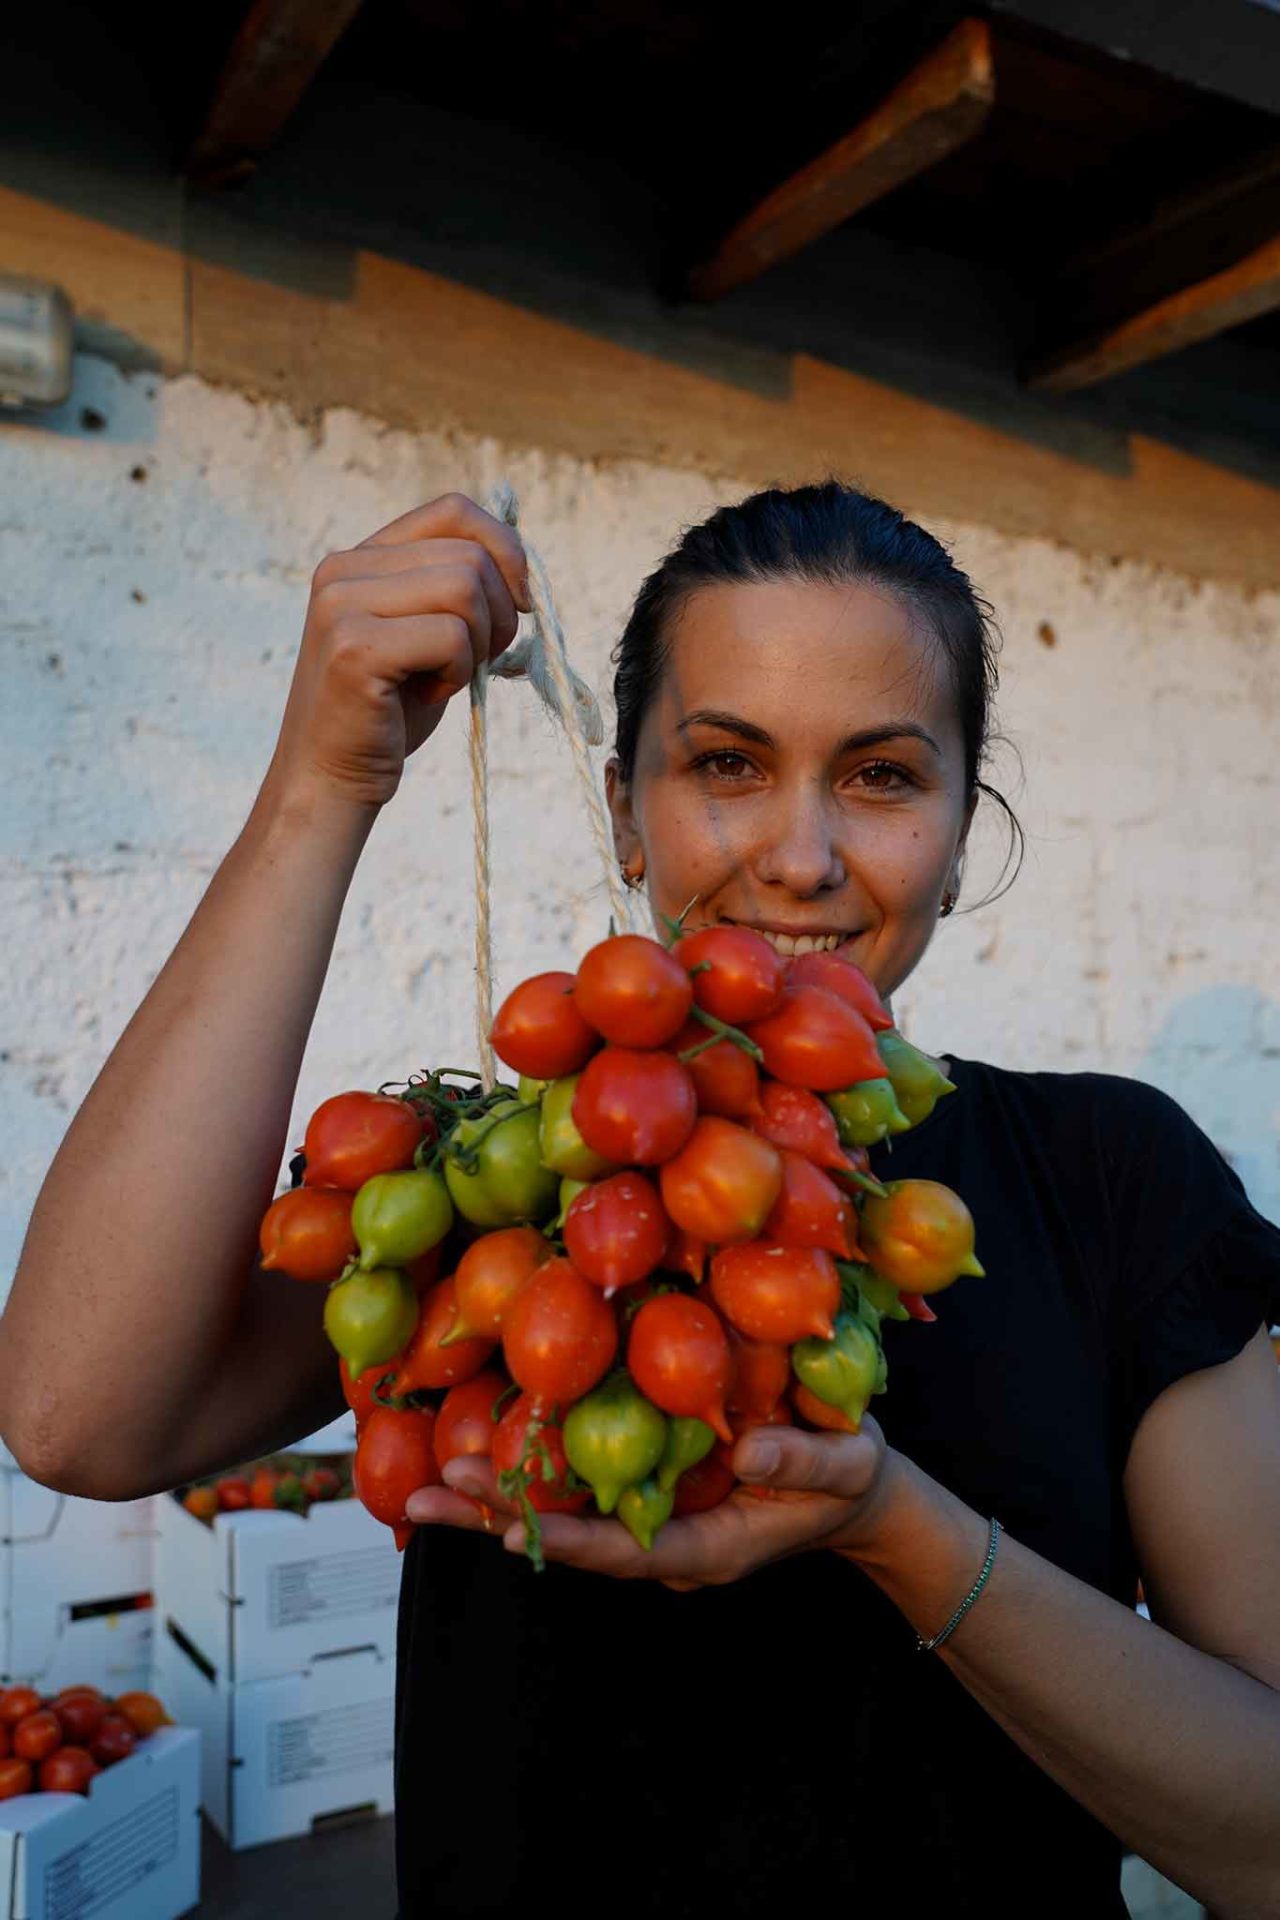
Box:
[675,708,943,758]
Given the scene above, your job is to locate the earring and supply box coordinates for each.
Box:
[940,889,957,918]
[621,862,645,891]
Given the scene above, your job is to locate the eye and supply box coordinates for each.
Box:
[691,749,754,782]
[854,760,915,792]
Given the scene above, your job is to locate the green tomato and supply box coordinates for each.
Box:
[791,1310,881,1430]
[444,1103,559,1228]
[838,1259,910,1326]
[538,1076,619,1181]
[353,1168,453,1270]
[875,1029,956,1127]
[617,1476,676,1552]
[655,1415,716,1494]
[826,1078,911,1148]
[323,1267,417,1376]
[563,1374,667,1515]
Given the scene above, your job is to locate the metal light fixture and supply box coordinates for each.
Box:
[0,273,74,409]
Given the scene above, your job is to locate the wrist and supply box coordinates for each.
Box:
[250,761,382,851]
[830,1452,996,1648]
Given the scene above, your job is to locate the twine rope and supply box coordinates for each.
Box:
[466,482,633,1089]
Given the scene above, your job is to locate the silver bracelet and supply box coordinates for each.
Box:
[916,1516,1002,1655]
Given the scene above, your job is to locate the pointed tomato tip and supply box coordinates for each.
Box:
[392,1522,414,1552]
[707,1404,735,1446]
[961,1254,985,1278]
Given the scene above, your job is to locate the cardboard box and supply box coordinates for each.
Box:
[155,1627,394,1850]
[0,1727,200,1920]
[1,1476,155,1691]
[155,1489,400,1686]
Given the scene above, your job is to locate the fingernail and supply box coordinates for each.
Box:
[738,1438,779,1479]
[503,1527,526,1554]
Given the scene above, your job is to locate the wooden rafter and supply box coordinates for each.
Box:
[685,18,995,303]
[1028,144,1280,392]
[187,0,367,188]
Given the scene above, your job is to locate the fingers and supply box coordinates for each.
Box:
[356,493,531,618]
[733,1421,883,1502]
[312,552,518,672]
[439,1458,520,1518]
[404,1485,496,1532]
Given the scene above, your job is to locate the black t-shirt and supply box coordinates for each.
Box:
[393,1060,1280,1918]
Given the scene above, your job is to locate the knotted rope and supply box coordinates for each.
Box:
[467,482,634,1089]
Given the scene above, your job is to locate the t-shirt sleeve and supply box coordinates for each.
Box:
[1100,1078,1280,1450]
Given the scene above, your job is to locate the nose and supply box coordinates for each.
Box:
[751,780,845,898]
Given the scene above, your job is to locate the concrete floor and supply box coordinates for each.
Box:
[194,1817,1204,1918]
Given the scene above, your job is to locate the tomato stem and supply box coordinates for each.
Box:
[687,1005,764,1062]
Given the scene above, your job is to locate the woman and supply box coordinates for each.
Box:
[2,484,1277,1917]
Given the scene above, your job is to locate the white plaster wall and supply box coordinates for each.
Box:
[2,357,1278,1303]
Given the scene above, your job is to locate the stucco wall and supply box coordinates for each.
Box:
[2,354,1278,1300]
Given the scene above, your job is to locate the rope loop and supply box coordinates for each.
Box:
[466,484,633,1089]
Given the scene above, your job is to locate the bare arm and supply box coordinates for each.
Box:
[0,494,530,1500]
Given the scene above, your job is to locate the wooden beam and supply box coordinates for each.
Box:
[1029,233,1280,392]
[187,0,367,188]
[685,18,994,303]
[1028,147,1280,392]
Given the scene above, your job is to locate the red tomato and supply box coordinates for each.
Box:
[792,1380,861,1433]
[490,971,599,1079]
[303,1091,424,1191]
[182,1486,218,1523]
[354,1406,441,1539]
[390,1277,496,1395]
[449,1225,552,1342]
[709,1241,840,1343]
[502,1258,618,1408]
[53,1693,106,1745]
[572,1048,697,1166]
[433,1369,508,1472]
[259,1187,357,1281]
[90,1714,137,1767]
[725,1324,791,1421]
[763,1149,861,1259]
[38,1747,98,1795]
[745,987,884,1091]
[13,1711,61,1763]
[574,935,694,1048]
[563,1171,668,1292]
[749,1081,852,1174]
[216,1477,253,1512]
[784,950,892,1030]
[670,1018,763,1120]
[659,1116,782,1245]
[628,1295,734,1444]
[661,1222,707,1284]
[673,926,786,1024]
[303,1466,342,1502]
[0,1758,33,1800]
[901,1291,938,1323]
[0,1725,8,1762]
[113,1692,173,1739]
[340,1356,391,1426]
[492,1394,591,1514]
[671,1450,737,1515]
[250,1467,281,1509]
[0,1689,41,1728]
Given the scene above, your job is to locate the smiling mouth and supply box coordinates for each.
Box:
[718,921,859,957]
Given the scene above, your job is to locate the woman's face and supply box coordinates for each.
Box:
[606,577,974,1004]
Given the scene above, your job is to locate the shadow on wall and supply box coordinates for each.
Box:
[1137,985,1280,1225]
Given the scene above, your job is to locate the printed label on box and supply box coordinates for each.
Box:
[42,1783,181,1920]
[267,1697,393,1790]
[266,1550,399,1633]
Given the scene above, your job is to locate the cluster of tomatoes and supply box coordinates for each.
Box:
[258,926,981,1568]
[0,1684,172,1800]
[179,1456,348,1525]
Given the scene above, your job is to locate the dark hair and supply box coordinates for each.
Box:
[610,478,1022,907]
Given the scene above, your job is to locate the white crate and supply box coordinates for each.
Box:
[155,1628,394,1850]
[155,1488,400,1686]
[0,1727,200,1920]
[1,1476,156,1691]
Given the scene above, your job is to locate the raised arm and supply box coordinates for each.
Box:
[0,494,530,1500]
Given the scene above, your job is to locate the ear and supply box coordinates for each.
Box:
[604,757,642,871]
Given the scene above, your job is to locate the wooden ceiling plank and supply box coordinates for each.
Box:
[685,17,995,303]
[1029,231,1280,392]
[188,0,367,188]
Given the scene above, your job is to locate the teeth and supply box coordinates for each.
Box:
[748,928,844,955]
